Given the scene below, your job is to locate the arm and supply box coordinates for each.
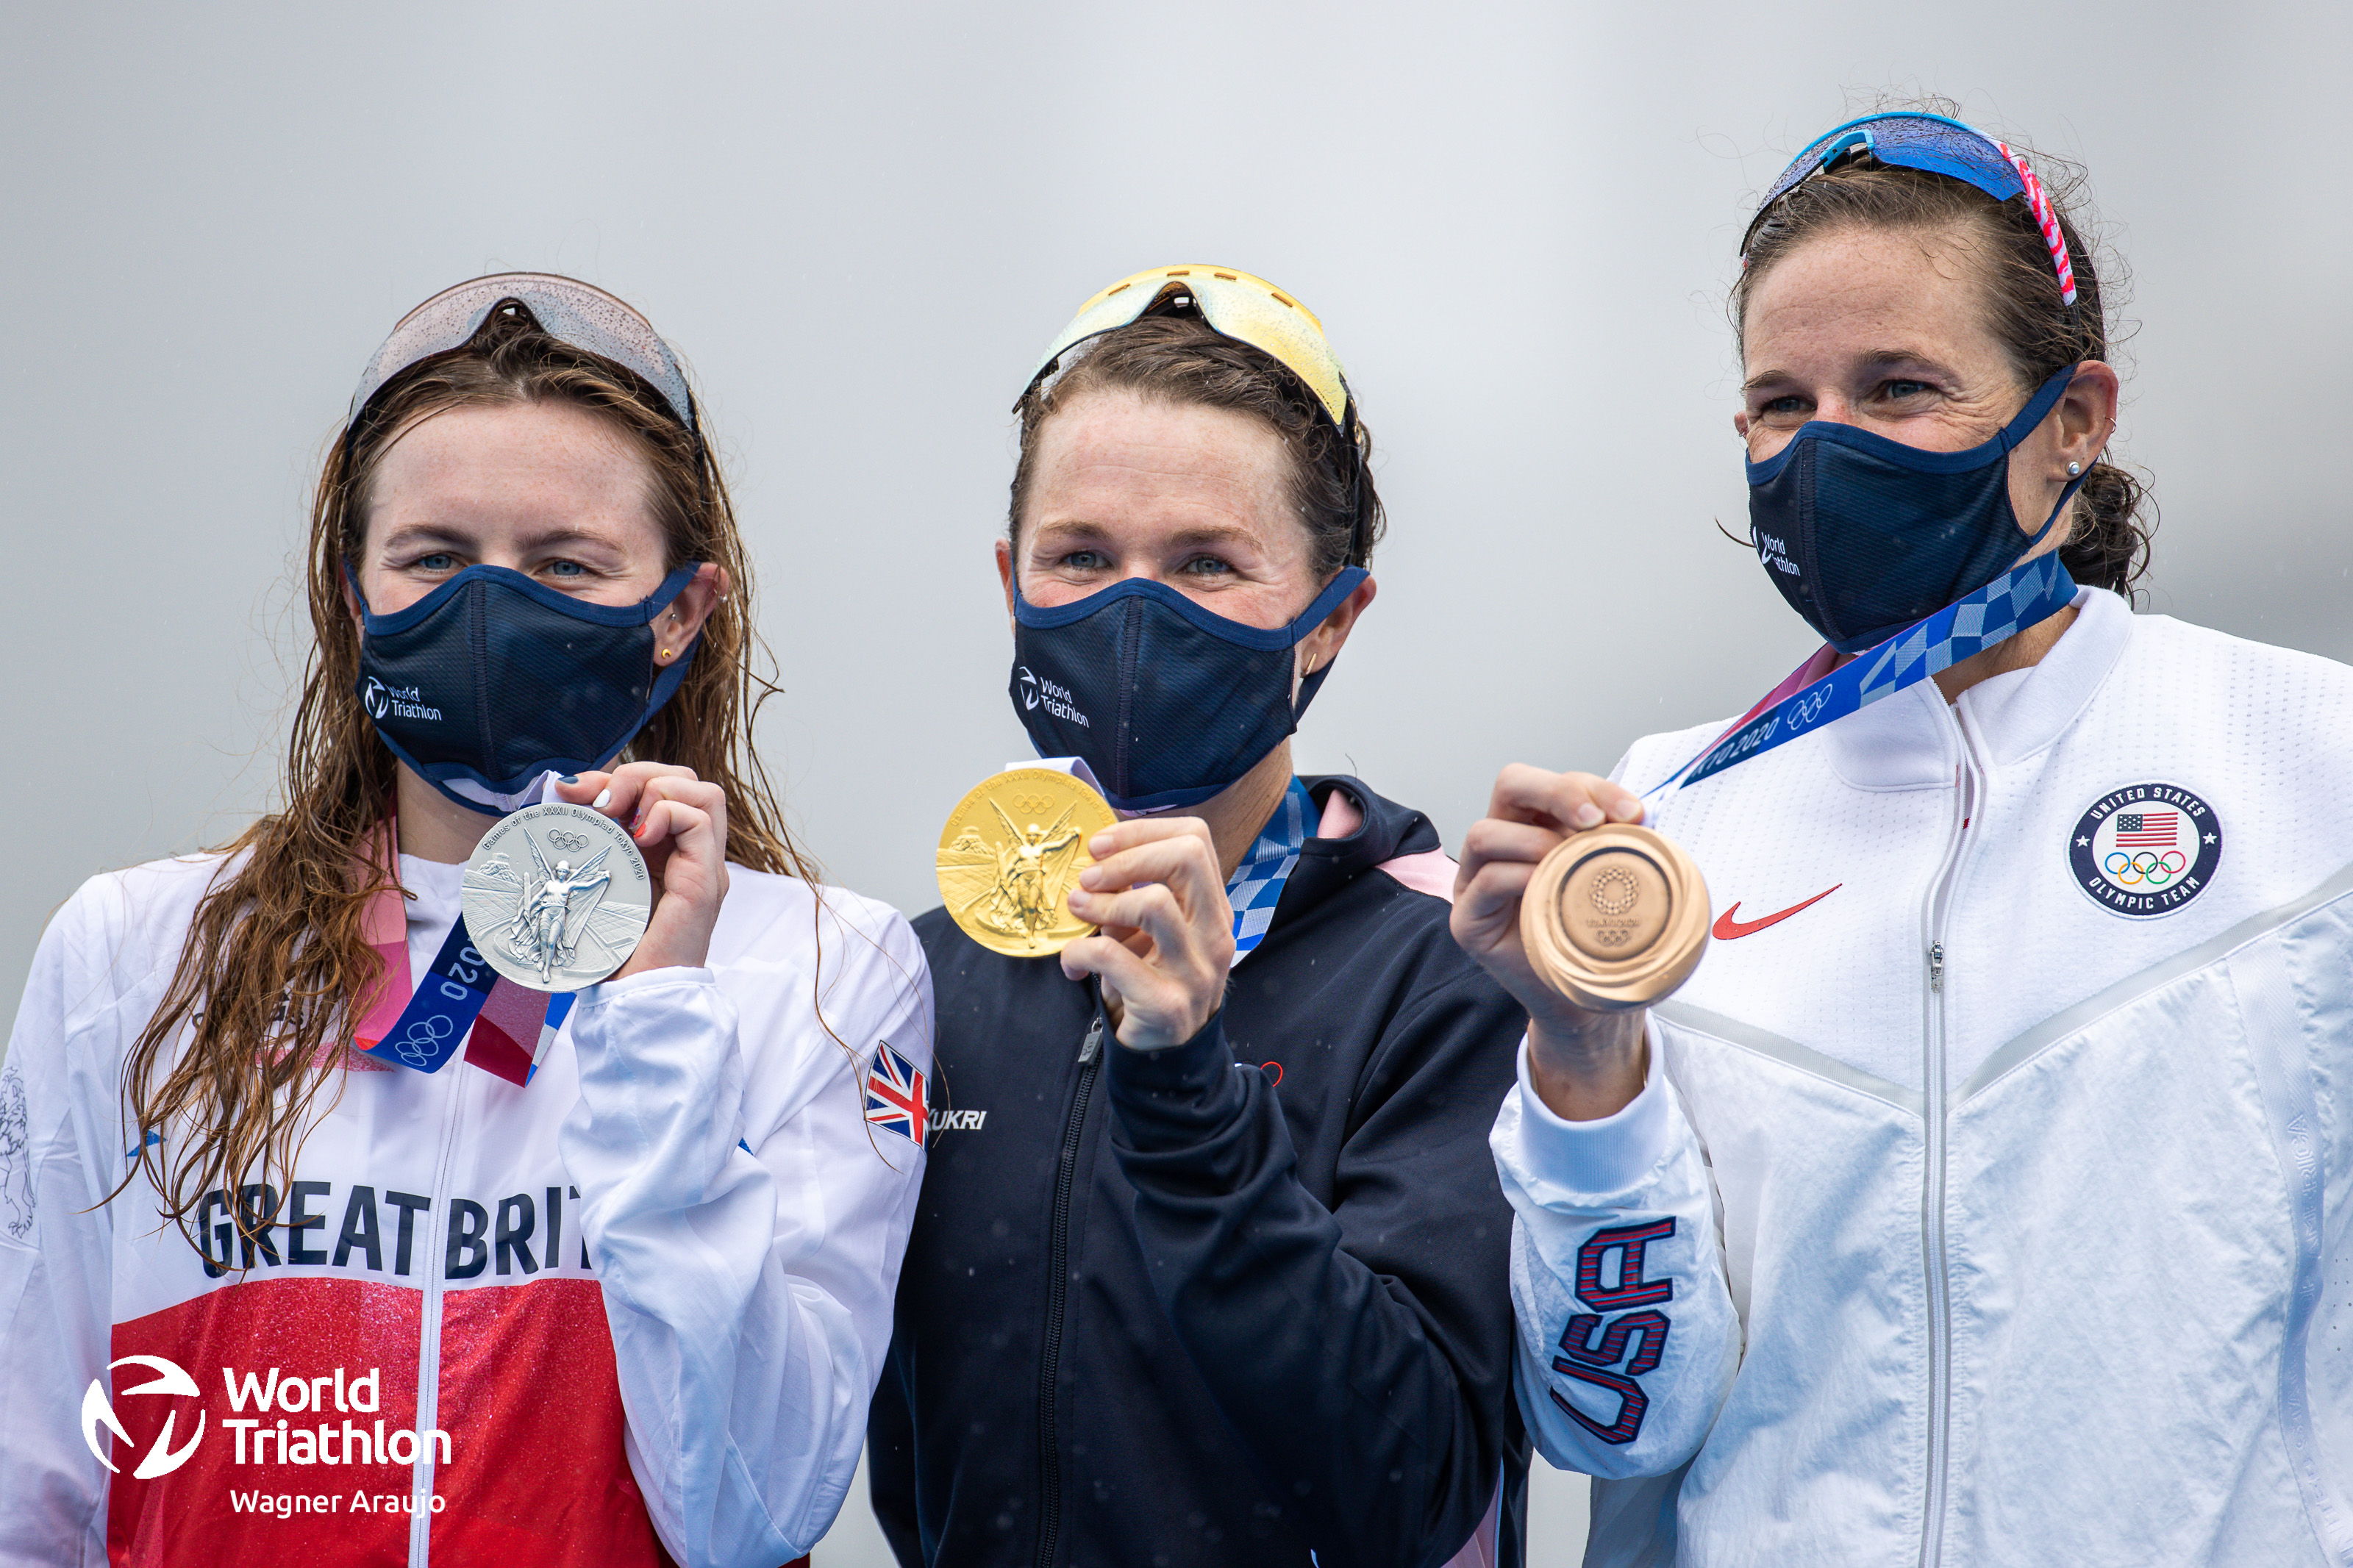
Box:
[563,935,929,1565]
[551,765,933,1565]
[0,882,124,1567]
[1490,1031,1739,1477]
[1105,967,1527,1568]
[864,1343,924,1567]
[1454,763,1740,1476]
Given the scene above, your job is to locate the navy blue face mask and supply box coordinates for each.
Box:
[1010,568,1368,812]
[354,564,699,815]
[1747,366,2088,654]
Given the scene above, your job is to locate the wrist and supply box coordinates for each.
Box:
[1526,1008,1648,1122]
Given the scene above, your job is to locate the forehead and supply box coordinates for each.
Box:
[365,400,657,527]
[1023,390,1300,542]
[1741,220,2005,362]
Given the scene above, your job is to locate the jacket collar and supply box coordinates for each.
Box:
[1821,587,2132,789]
[1270,776,1442,922]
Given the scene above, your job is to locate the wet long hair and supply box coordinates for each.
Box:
[118,304,817,1242]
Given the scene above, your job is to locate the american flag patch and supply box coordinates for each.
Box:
[865,1041,928,1146]
[2115,811,2179,848]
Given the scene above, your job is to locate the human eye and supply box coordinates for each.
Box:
[1057,548,1112,572]
[410,551,460,573]
[543,559,588,581]
[1177,554,1234,579]
[1876,376,1938,404]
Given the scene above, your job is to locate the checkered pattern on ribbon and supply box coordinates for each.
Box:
[1671,553,2078,790]
[1227,777,1313,967]
[1854,552,2072,702]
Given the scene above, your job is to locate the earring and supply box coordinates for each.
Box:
[2066,461,2082,477]
[660,647,673,661]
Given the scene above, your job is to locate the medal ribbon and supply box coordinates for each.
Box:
[352,821,568,1085]
[1649,553,2078,794]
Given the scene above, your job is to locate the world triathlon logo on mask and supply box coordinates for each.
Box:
[1018,666,1090,728]
[2068,783,2223,917]
[1756,532,1800,577]
[362,677,441,723]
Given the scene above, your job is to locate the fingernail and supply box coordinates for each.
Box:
[1572,803,1604,828]
[1089,833,1113,854]
[593,790,613,809]
[557,774,579,784]
[1078,867,1101,889]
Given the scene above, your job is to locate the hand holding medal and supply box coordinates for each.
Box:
[464,763,732,989]
[1452,765,1710,1118]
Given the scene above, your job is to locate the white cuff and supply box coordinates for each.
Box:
[1507,1026,1673,1197]
[574,964,718,1012]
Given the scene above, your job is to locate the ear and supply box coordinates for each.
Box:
[1296,575,1379,682]
[996,536,1018,636]
[342,567,365,628]
[2054,360,2121,472]
[1732,409,1752,440]
[654,563,729,666]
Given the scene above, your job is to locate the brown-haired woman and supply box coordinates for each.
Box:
[868,267,1531,1567]
[0,276,933,1568]
[1455,112,2353,1563]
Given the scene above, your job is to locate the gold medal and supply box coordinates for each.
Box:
[1520,825,1712,1011]
[937,767,1118,958]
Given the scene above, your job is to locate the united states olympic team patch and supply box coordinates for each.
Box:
[2068,783,2222,917]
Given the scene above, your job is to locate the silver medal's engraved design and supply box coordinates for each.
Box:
[462,803,652,991]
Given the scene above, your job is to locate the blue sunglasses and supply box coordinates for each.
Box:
[1743,112,2077,305]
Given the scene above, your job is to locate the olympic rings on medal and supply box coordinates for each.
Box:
[2101,848,2190,887]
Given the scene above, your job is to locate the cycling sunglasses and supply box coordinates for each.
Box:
[1022,264,1353,429]
[349,273,699,438]
[1743,112,2077,307]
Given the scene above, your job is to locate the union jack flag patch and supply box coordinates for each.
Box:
[865,1040,928,1146]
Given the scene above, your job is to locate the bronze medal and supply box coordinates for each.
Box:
[1520,825,1711,1011]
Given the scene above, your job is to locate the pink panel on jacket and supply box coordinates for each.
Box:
[1315,787,1458,904]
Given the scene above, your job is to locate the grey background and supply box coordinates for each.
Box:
[5,3,2347,1561]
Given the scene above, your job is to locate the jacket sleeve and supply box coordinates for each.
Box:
[1490,1028,1740,1478]
[1104,963,1523,1568]
[863,1342,924,1567]
[0,881,127,1568]
[560,903,933,1568]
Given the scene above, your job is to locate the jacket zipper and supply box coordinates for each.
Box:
[1917,751,1978,1568]
[409,1062,469,1567]
[1035,1014,1104,1568]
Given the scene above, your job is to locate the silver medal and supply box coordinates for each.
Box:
[461,803,654,992]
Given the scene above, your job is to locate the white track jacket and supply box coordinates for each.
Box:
[1494,588,2353,1567]
[0,850,932,1568]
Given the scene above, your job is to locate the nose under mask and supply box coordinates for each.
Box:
[354,563,699,815]
[1009,568,1367,812]
[1746,366,2088,654]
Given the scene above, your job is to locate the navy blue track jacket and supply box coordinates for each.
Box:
[869,776,1530,1568]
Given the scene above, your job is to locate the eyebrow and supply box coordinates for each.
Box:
[376,523,625,556]
[1740,348,1959,396]
[1028,519,1263,550]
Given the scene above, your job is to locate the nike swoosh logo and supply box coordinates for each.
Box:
[1712,884,1841,940]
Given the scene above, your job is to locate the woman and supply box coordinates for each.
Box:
[868,266,1531,1567]
[1455,112,2353,1564]
[0,276,932,1567]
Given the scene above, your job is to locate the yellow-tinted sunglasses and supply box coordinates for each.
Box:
[1021,264,1352,430]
